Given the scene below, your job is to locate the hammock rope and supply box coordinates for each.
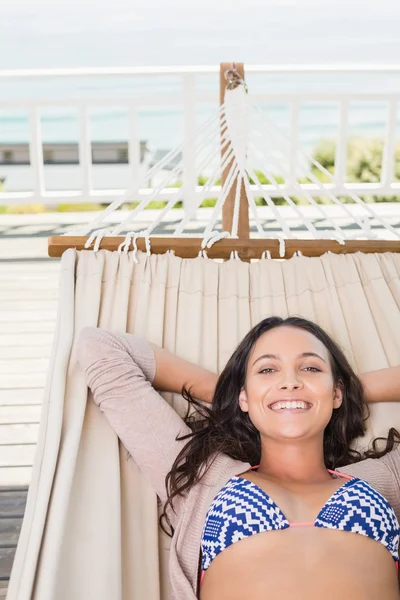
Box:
[59,68,399,257]
[251,103,399,240]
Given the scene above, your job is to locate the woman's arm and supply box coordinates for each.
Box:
[360,366,400,403]
[150,343,217,404]
[77,327,193,507]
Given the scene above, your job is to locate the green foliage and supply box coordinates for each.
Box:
[200,198,217,207]
[57,203,103,212]
[312,137,400,202]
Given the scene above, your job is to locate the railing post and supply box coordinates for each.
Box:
[220,62,250,238]
[182,73,197,220]
[335,99,349,190]
[28,107,45,199]
[381,100,397,189]
[128,105,140,197]
[79,105,92,197]
[289,101,300,187]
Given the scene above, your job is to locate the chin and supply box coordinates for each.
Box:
[270,427,312,440]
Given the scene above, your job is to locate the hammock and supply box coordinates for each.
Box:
[7,63,400,600]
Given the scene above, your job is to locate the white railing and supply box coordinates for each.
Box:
[1,65,400,214]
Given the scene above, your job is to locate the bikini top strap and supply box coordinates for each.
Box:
[327,468,354,480]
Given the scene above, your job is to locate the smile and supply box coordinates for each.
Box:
[268,400,312,411]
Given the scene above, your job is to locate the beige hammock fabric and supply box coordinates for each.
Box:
[7,248,400,600]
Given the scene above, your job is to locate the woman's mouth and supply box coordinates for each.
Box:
[268,400,312,412]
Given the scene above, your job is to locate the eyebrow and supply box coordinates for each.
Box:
[252,352,326,367]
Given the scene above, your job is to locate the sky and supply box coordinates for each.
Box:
[1,0,400,68]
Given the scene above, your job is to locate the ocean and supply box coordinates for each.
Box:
[1,0,400,152]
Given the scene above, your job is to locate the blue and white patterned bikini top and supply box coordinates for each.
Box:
[201,468,400,577]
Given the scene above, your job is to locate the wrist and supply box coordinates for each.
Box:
[193,373,217,404]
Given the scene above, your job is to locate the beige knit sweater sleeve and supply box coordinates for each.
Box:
[77,327,191,510]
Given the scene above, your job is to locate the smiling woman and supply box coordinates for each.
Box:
[77,316,400,600]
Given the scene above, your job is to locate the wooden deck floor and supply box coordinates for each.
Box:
[0,254,60,596]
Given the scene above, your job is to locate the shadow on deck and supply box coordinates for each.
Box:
[0,487,28,597]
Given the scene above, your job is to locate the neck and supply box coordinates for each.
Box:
[257,435,330,484]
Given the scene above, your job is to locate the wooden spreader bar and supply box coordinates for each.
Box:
[48,236,400,259]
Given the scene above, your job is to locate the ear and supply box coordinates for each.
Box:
[333,381,343,409]
[239,388,249,413]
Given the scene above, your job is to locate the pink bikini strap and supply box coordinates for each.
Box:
[327,469,354,480]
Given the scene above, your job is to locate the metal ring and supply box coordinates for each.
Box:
[224,64,246,91]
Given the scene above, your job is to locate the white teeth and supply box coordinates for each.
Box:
[270,401,309,410]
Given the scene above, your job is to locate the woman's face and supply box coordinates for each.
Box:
[239,326,343,441]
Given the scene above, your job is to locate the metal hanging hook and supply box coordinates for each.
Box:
[224,63,248,93]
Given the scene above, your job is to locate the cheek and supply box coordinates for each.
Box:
[245,376,274,400]
[307,374,335,395]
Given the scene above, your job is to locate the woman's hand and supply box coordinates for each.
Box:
[150,343,218,404]
[360,366,400,403]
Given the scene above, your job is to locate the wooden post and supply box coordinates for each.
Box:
[220,62,250,239]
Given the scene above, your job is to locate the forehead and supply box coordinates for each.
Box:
[250,326,330,361]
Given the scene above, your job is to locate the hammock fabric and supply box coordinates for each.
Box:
[7,248,400,600]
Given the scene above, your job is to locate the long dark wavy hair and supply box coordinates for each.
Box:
[160,316,400,536]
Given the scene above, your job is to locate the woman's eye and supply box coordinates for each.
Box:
[259,368,275,374]
[303,367,321,372]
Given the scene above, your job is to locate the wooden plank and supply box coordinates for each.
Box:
[0,424,39,445]
[0,406,42,425]
[0,467,32,487]
[0,289,58,300]
[0,279,58,290]
[0,263,60,273]
[48,236,400,259]
[0,518,22,546]
[0,322,55,335]
[0,333,54,347]
[0,578,10,592]
[0,373,47,389]
[220,62,250,239]
[0,300,57,310]
[0,389,44,406]
[0,359,49,375]
[0,310,57,323]
[0,547,16,579]
[0,346,51,359]
[0,446,36,468]
[0,490,28,518]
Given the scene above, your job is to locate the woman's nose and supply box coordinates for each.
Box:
[277,374,303,391]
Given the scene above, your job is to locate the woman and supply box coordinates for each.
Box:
[78,316,400,600]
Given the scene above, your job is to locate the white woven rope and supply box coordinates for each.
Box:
[248,139,346,243]
[202,161,240,240]
[174,144,234,236]
[110,115,227,236]
[245,165,294,239]
[66,107,225,237]
[252,103,399,240]
[241,172,287,257]
[247,141,344,244]
[230,172,243,237]
[250,106,375,239]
